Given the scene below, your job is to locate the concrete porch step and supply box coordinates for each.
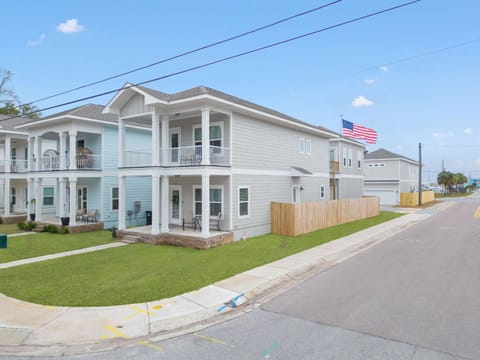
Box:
[118,234,141,244]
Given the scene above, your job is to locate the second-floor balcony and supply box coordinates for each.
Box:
[0,159,29,173]
[123,146,231,168]
[34,154,102,171]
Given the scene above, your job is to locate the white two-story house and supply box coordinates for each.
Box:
[364,148,419,205]
[103,84,338,244]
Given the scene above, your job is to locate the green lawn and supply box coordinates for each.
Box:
[435,191,474,198]
[0,211,403,307]
[0,231,113,264]
[0,223,30,235]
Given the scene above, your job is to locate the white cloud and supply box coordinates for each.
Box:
[379,65,389,72]
[364,79,376,85]
[27,33,46,46]
[352,95,374,107]
[432,131,455,140]
[56,18,85,33]
[464,128,473,135]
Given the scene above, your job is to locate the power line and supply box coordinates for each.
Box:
[9,0,421,120]
[22,0,343,106]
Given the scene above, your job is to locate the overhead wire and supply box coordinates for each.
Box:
[22,0,343,106]
[8,0,421,120]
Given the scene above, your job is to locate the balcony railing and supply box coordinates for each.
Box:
[0,159,29,173]
[35,155,102,171]
[330,161,340,173]
[123,146,231,168]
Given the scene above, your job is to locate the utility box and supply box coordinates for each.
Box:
[0,234,7,249]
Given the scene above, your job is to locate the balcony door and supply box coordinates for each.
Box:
[169,185,181,225]
[77,186,88,211]
[169,128,180,165]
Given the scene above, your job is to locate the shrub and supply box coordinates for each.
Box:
[24,222,37,231]
[42,224,59,234]
[17,222,25,230]
[60,226,69,234]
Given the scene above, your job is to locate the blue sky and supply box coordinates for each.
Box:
[1,0,479,181]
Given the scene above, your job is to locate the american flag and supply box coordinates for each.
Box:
[342,119,377,144]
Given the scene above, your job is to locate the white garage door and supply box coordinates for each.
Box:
[364,190,397,205]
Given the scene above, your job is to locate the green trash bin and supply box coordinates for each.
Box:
[0,234,6,249]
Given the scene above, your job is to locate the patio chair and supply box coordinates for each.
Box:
[210,212,222,232]
[85,209,97,223]
[76,208,86,222]
[182,210,197,231]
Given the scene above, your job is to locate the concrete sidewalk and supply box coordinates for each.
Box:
[0,204,450,357]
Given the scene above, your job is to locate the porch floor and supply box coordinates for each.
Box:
[126,224,230,238]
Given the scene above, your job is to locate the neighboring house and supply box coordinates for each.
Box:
[103,84,338,240]
[0,114,31,216]
[12,104,152,226]
[329,136,365,200]
[363,148,419,205]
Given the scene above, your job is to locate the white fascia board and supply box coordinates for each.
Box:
[365,157,418,166]
[16,115,116,130]
[0,130,29,136]
[330,137,365,147]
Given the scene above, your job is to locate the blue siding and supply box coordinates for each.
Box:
[102,176,152,229]
[125,127,152,151]
[103,127,119,171]
[79,178,102,219]
[78,132,101,155]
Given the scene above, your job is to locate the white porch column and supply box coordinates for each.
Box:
[69,177,77,226]
[151,175,160,235]
[160,175,169,233]
[118,175,126,230]
[59,132,67,170]
[27,178,34,215]
[201,173,210,238]
[59,177,66,219]
[27,137,33,171]
[69,131,77,170]
[34,136,41,171]
[161,115,169,166]
[201,108,210,165]
[3,177,10,216]
[119,118,125,167]
[152,111,160,166]
[34,178,42,222]
[5,135,11,173]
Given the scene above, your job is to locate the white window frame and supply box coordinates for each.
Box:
[76,138,86,149]
[238,186,250,219]
[306,139,311,155]
[357,150,362,168]
[42,186,55,207]
[320,185,325,199]
[343,148,347,168]
[10,186,16,206]
[299,137,305,154]
[111,186,119,211]
[348,149,353,168]
[192,185,224,218]
[292,185,300,204]
[192,121,224,148]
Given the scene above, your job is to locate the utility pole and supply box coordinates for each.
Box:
[419,142,422,206]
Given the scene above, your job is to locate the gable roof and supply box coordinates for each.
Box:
[105,83,337,138]
[364,148,417,163]
[16,104,118,129]
[0,114,31,133]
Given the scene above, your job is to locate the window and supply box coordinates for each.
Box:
[77,139,85,148]
[299,137,305,154]
[11,187,16,205]
[238,186,250,218]
[193,186,223,217]
[320,185,325,199]
[357,151,362,168]
[343,148,347,168]
[348,149,353,168]
[111,187,119,211]
[193,124,223,147]
[306,139,311,155]
[43,187,54,206]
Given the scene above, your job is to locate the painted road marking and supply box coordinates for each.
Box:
[137,340,164,352]
[263,341,280,358]
[124,305,154,320]
[105,325,129,339]
[474,206,480,218]
[194,333,231,347]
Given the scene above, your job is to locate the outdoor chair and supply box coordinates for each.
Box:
[76,208,86,222]
[210,212,222,232]
[85,209,97,223]
[182,210,197,231]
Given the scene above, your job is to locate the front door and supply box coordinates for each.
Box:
[170,128,180,164]
[169,185,181,225]
[77,186,87,211]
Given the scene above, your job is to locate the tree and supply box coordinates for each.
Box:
[437,171,453,195]
[0,68,40,119]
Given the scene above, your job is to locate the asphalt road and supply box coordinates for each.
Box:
[4,196,480,359]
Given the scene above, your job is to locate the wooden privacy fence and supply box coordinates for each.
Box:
[400,190,435,206]
[271,197,380,237]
